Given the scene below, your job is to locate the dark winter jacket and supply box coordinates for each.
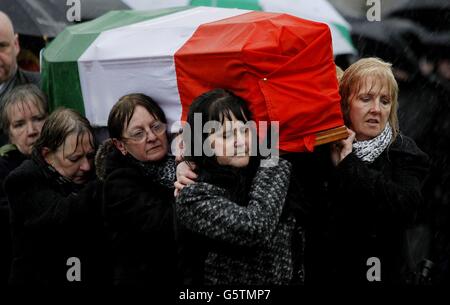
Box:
[0,145,27,284]
[0,69,40,104]
[95,139,179,286]
[176,157,297,285]
[281,148,336,284]
[329,134,430,284]
[4,155,104,285]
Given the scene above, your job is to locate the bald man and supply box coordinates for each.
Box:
[0,11,40,103]
[0,11,40,147]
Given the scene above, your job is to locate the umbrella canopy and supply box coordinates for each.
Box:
[124,0,356,56]
[0,0,67,37]
[42,6,343,152]
[384,0,450,31]
[418,29,450,58]
[0,0,131,37]
[80,0,129,21]
[351,18,423,74]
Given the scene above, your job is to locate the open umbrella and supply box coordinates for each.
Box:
[123,0,356,56]
[0,0,67,37]
[384,0,450,31]
[0,0,130,37]
[42,6,345,152]
[79,0,130,21]
[351,18,423,74]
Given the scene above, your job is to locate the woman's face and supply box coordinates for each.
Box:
[349,76,392,141]
[7,99,46,155]
[43,132,95,184]
[209,113,252,168]
[117,105,168,162]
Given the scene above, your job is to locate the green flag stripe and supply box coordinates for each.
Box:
[42,7,191,115]
[191,0,262,10]
[41,60,85,115]
[331,22,354,49]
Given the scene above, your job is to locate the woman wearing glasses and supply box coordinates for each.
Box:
[95,93,179,286]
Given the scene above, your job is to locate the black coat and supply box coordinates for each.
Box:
[329,135,429,284]
[281,148,337,284]
[4,158,105,285]
[96,141,179,286]
[0,69,40,103]
[0,145,27,285]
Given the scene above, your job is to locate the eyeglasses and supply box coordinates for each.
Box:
[122,122,166,142]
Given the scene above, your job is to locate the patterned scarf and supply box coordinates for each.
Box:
[125,154,176,189]
[353,123,393,163]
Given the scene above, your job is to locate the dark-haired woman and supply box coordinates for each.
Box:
[96,93,179,286]
[175,88,300,285]
[5,108,105,285]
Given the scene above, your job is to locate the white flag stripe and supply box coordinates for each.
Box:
[122,0,190,10]
[77,7,249,127]
[259,0,355,55]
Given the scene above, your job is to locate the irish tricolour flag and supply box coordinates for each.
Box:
[124,0,355,56]
[42,6,343,152]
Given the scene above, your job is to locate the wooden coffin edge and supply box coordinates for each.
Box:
[314,125,348,146]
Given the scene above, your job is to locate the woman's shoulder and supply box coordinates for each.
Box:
[0,145,27,178]
[95,139,137,181]
[4,159,42,190]
[8,159,40,179]
[385,134,430,173]
[97,140,175,194]
[389,134,428,160]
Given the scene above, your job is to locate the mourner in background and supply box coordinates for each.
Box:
[0,84,47,284]
[0,11,40,145]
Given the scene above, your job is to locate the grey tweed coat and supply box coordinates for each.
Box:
[176,158,296,285]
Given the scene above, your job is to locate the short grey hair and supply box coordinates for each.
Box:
[0,84,48,134]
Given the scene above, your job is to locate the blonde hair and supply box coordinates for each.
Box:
[335,65,344,83]
[339,57,399,141]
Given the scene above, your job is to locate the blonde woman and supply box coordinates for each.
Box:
[330,57,429,284]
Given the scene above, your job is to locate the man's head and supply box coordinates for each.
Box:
[0,11,20,84]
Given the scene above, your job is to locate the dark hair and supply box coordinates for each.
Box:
[0,84,48,133]
[183,88,252,169]
[34,108,95,155]
[107,93,167,139]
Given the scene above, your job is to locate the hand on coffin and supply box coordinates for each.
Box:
[330,128,356,167]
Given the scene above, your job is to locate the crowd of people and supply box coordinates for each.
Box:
[0,10,447,286]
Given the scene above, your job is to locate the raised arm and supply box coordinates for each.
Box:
[176,158,292,247]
